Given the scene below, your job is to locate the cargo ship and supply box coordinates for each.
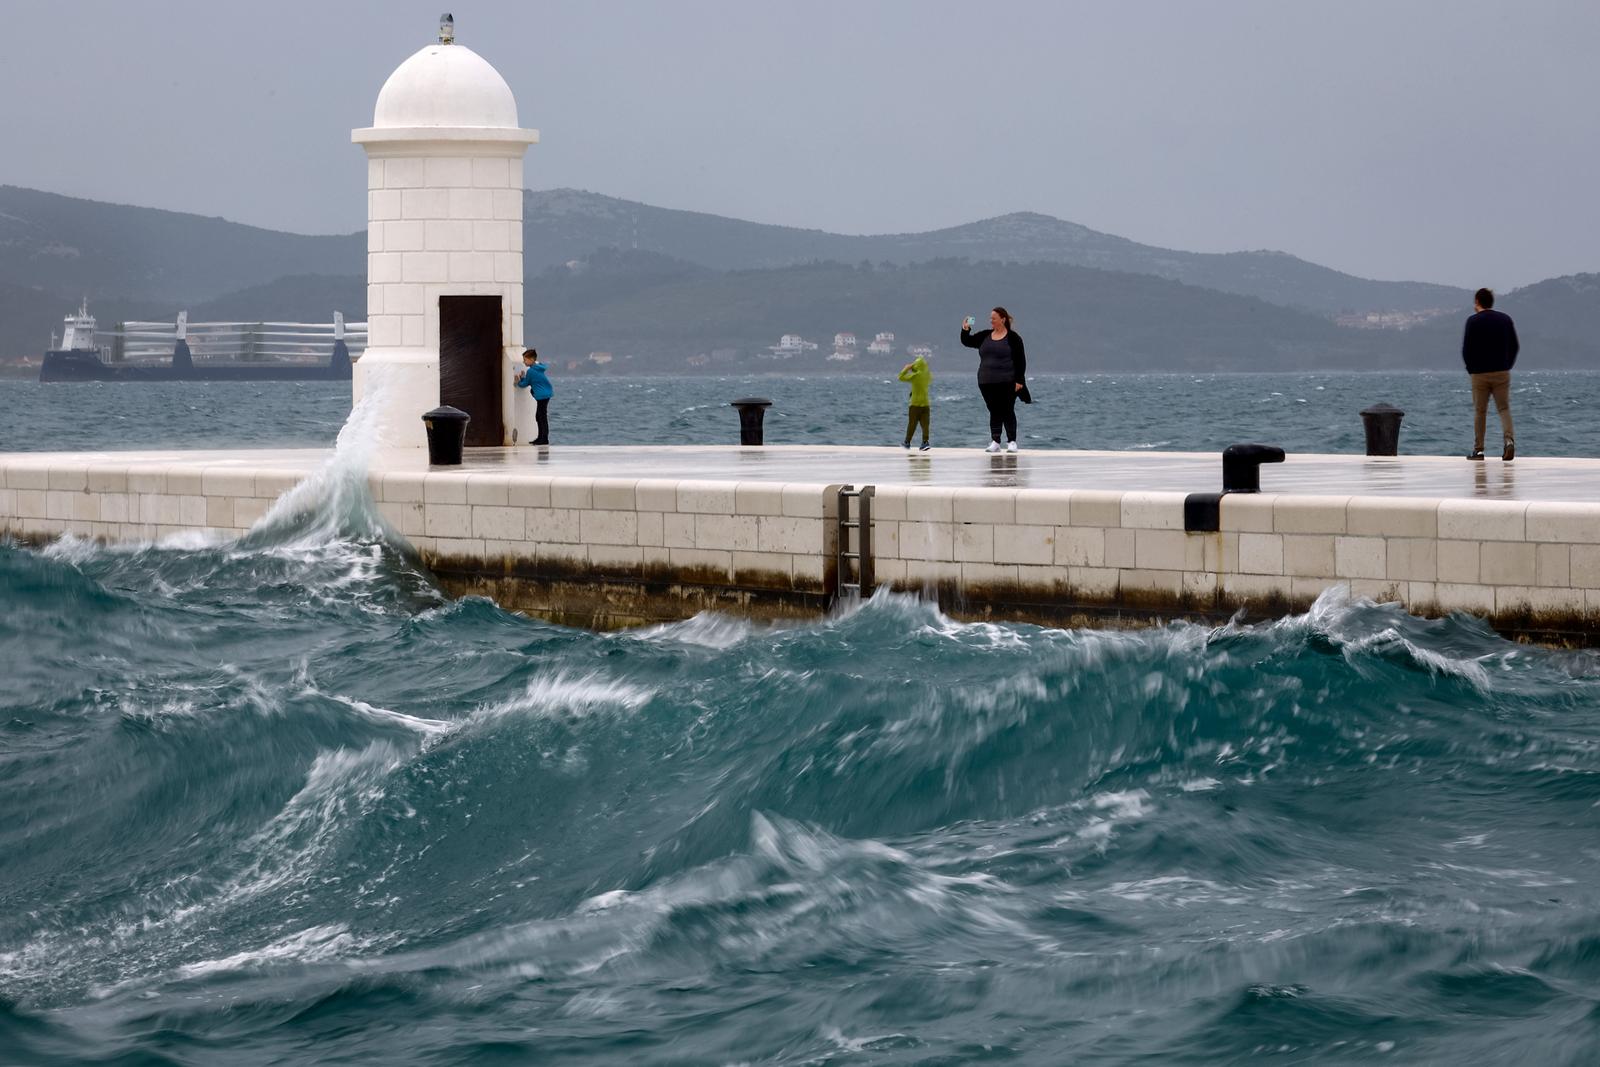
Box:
[39,302,363,382]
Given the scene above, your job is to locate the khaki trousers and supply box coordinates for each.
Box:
[1470,371,1514,452]
[903,405,930,446]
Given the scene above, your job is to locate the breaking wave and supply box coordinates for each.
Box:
[3,497,1600,1062]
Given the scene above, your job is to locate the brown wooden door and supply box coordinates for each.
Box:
[439,295,503,446]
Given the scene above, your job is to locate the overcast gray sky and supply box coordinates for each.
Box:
[2,1,1596,288]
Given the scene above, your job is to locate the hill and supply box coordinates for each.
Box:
[521,251,1400,372]
[0,184,1591,371]
[520,189,1467,316]
[0,185,363,304]
[1393,273,1600,369]
[6,257,1595,373]
[1,182,1462,318]
[187,274,366,322]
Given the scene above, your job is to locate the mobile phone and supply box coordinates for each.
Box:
[963,315,975,330]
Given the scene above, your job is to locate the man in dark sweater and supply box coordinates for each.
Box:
[1461,287,1519,461]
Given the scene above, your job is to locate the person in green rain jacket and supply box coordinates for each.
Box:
[898,354,932,450]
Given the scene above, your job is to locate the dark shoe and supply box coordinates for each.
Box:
[1465,449,1485,460]
[918,442,931,451]
[1502,441,1515,461]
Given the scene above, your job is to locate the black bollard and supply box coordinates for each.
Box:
[422,405,470,465]
[1221,443,1286,494]
[1185,444,1287,531]
[731,397,773,445]
[1359,403,1405,456]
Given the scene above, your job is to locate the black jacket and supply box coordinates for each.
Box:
[959,327,1026,383]
[1461,309,1519,374]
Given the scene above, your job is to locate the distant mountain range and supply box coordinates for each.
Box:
[0,184,1592,371]
[521,249,1390,372]
[516,189,1468,317]
[0,185,361,304]
[0,184,1462,314]
[1400,272,1600,369]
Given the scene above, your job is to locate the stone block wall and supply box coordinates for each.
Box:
[0,458,296,543]
[5,454,1600,640]
[866,486,1600,638]
[365,154,525,351]
[372,472,830,595]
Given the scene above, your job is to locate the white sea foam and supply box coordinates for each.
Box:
[1345,629,1492,690]
[244,369,394,551]
[32,370,402,582]
[633,610,760,649]
[160,529,225,550]
[1103,874,1246,907]
[174,923,361,979]
[115,671,290,727]
[1072,789,1154,847]
[36,531,109,561]
[1442,832,1492,850]
[205,808,1051,995]
[1259,587,1496,690]
[116,694,206,726]
[39,527,224,562]
[474,670,655,721]
[0,740,417,1000]
[311,688,455,737]
[561,989,629,1019]
[207,742,411,914]
[821,1025,908,1053]
[1091,789,1152,819]
[844,588,1036,648]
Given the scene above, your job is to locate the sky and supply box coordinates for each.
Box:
[2,0,1596,289]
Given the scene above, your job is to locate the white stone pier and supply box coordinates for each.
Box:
[6,445,1600,642]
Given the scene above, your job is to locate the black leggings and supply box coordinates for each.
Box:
[978,382,1018,443]
[534,398,549,444]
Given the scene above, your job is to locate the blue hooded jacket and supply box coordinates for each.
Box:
[515,361,553,400]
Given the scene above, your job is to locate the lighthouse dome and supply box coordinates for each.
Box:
[372,43,520,129]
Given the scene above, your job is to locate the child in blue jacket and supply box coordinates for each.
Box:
[514,348,552,445]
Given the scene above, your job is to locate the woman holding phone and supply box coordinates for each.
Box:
[959,306,1028,452]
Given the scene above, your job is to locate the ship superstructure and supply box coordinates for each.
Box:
[52,299,99,354]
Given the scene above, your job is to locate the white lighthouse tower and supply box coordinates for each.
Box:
[352,14,539,449]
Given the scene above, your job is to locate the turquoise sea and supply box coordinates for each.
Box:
[0,370,1595,456]
[3,373,1600,1064]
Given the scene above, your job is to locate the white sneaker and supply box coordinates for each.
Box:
[1006,441,1019,453]
[985,441,1002,453]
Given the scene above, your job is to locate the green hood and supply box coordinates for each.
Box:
[898,356,932,406]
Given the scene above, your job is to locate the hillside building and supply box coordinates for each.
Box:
[766,334,817,359]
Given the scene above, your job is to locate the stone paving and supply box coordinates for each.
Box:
[3,444,1590,502]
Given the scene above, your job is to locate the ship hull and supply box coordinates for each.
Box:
[39,351,353,383]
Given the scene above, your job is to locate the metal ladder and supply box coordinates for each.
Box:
[835,484,875,599]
